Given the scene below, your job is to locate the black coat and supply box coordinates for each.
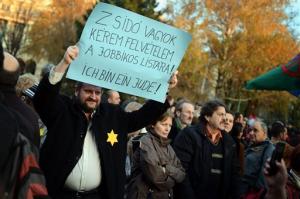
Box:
[0,88,40,147]
[33,76,169,199]
[173,123,241,199]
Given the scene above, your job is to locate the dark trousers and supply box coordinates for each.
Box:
[56,188,101,199]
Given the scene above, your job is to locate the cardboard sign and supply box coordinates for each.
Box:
[67,3,191,102]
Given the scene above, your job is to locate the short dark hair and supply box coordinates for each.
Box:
[230,122,243,138]
[270,121,285,138]
[25,59,36,75]
[226,110,234,116]
[234,112,242,120]
[75,81,102,92]
[199,100,226,123]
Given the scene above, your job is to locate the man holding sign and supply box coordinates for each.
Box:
[33,45,177,199]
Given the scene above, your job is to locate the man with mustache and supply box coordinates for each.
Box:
[33,45,177,199]
[168,100,194,144]
[173,100,241,199]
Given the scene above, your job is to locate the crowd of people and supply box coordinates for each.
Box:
[0,42,300,199]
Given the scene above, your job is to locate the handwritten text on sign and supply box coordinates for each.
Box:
[67,3,191,102]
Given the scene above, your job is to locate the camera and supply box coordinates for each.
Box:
[268,142,285,176]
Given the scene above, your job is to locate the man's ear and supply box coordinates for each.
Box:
[75,90,78,97]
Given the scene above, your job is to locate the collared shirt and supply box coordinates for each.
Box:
[64,124,102,191]
[49,69,102,191]
[175,118,184,130]
[205,127,223,145]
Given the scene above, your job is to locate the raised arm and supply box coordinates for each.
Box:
[33,46,79,127]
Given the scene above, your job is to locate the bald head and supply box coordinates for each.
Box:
[3,52,19,72]
[0,52,20,87]
[107,90,121,105]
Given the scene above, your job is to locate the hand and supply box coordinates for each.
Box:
[264,159,288,199]
[168,70,178,90]
[63,45,79,65]
[54,45,79,73]
[264,158,287,189]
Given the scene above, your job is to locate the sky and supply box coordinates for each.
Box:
[156,0,300,40]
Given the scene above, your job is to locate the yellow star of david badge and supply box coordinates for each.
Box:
[107,129,118,146]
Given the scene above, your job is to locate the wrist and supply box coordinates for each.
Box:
[266,186,286,199]
[54,60,69,73]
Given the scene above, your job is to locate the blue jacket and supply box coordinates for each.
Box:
[241,140,274,193]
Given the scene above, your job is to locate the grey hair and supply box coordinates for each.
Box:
[256,120,268,134]
[175,99,194,112]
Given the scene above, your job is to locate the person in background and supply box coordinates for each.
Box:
[224,111,234,133]
[191,102,202,125]
[234,112,244,124]
[230,122,245,175]
[270,121,294,167]
[107,89,121,105]
[0,40,48,199]
[15,73,48,147]
[40,63,54,79]
[124,101,146,178]
[241,120,274,195]
[16,57,26,74]
[173,100,241,199]
[25,59,36,75]
[168,100,194,144]
[263,145,300,199]
[15,73,38,102]
[0,45,40,147]
[127,110,185,199]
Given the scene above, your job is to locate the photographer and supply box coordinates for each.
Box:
[264,145,300,199]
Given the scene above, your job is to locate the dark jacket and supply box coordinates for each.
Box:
[127,131,185,199]
[0,94,49,199]
[0,87,40,147]
[168,118,182,145]
[33,75,169,199]
[241,140,274,193]
[173,123,241,199]
[0,96,19,183]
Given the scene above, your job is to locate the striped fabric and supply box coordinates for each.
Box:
[3,133,49,199]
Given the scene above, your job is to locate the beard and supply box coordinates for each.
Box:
[75,97,99,114]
